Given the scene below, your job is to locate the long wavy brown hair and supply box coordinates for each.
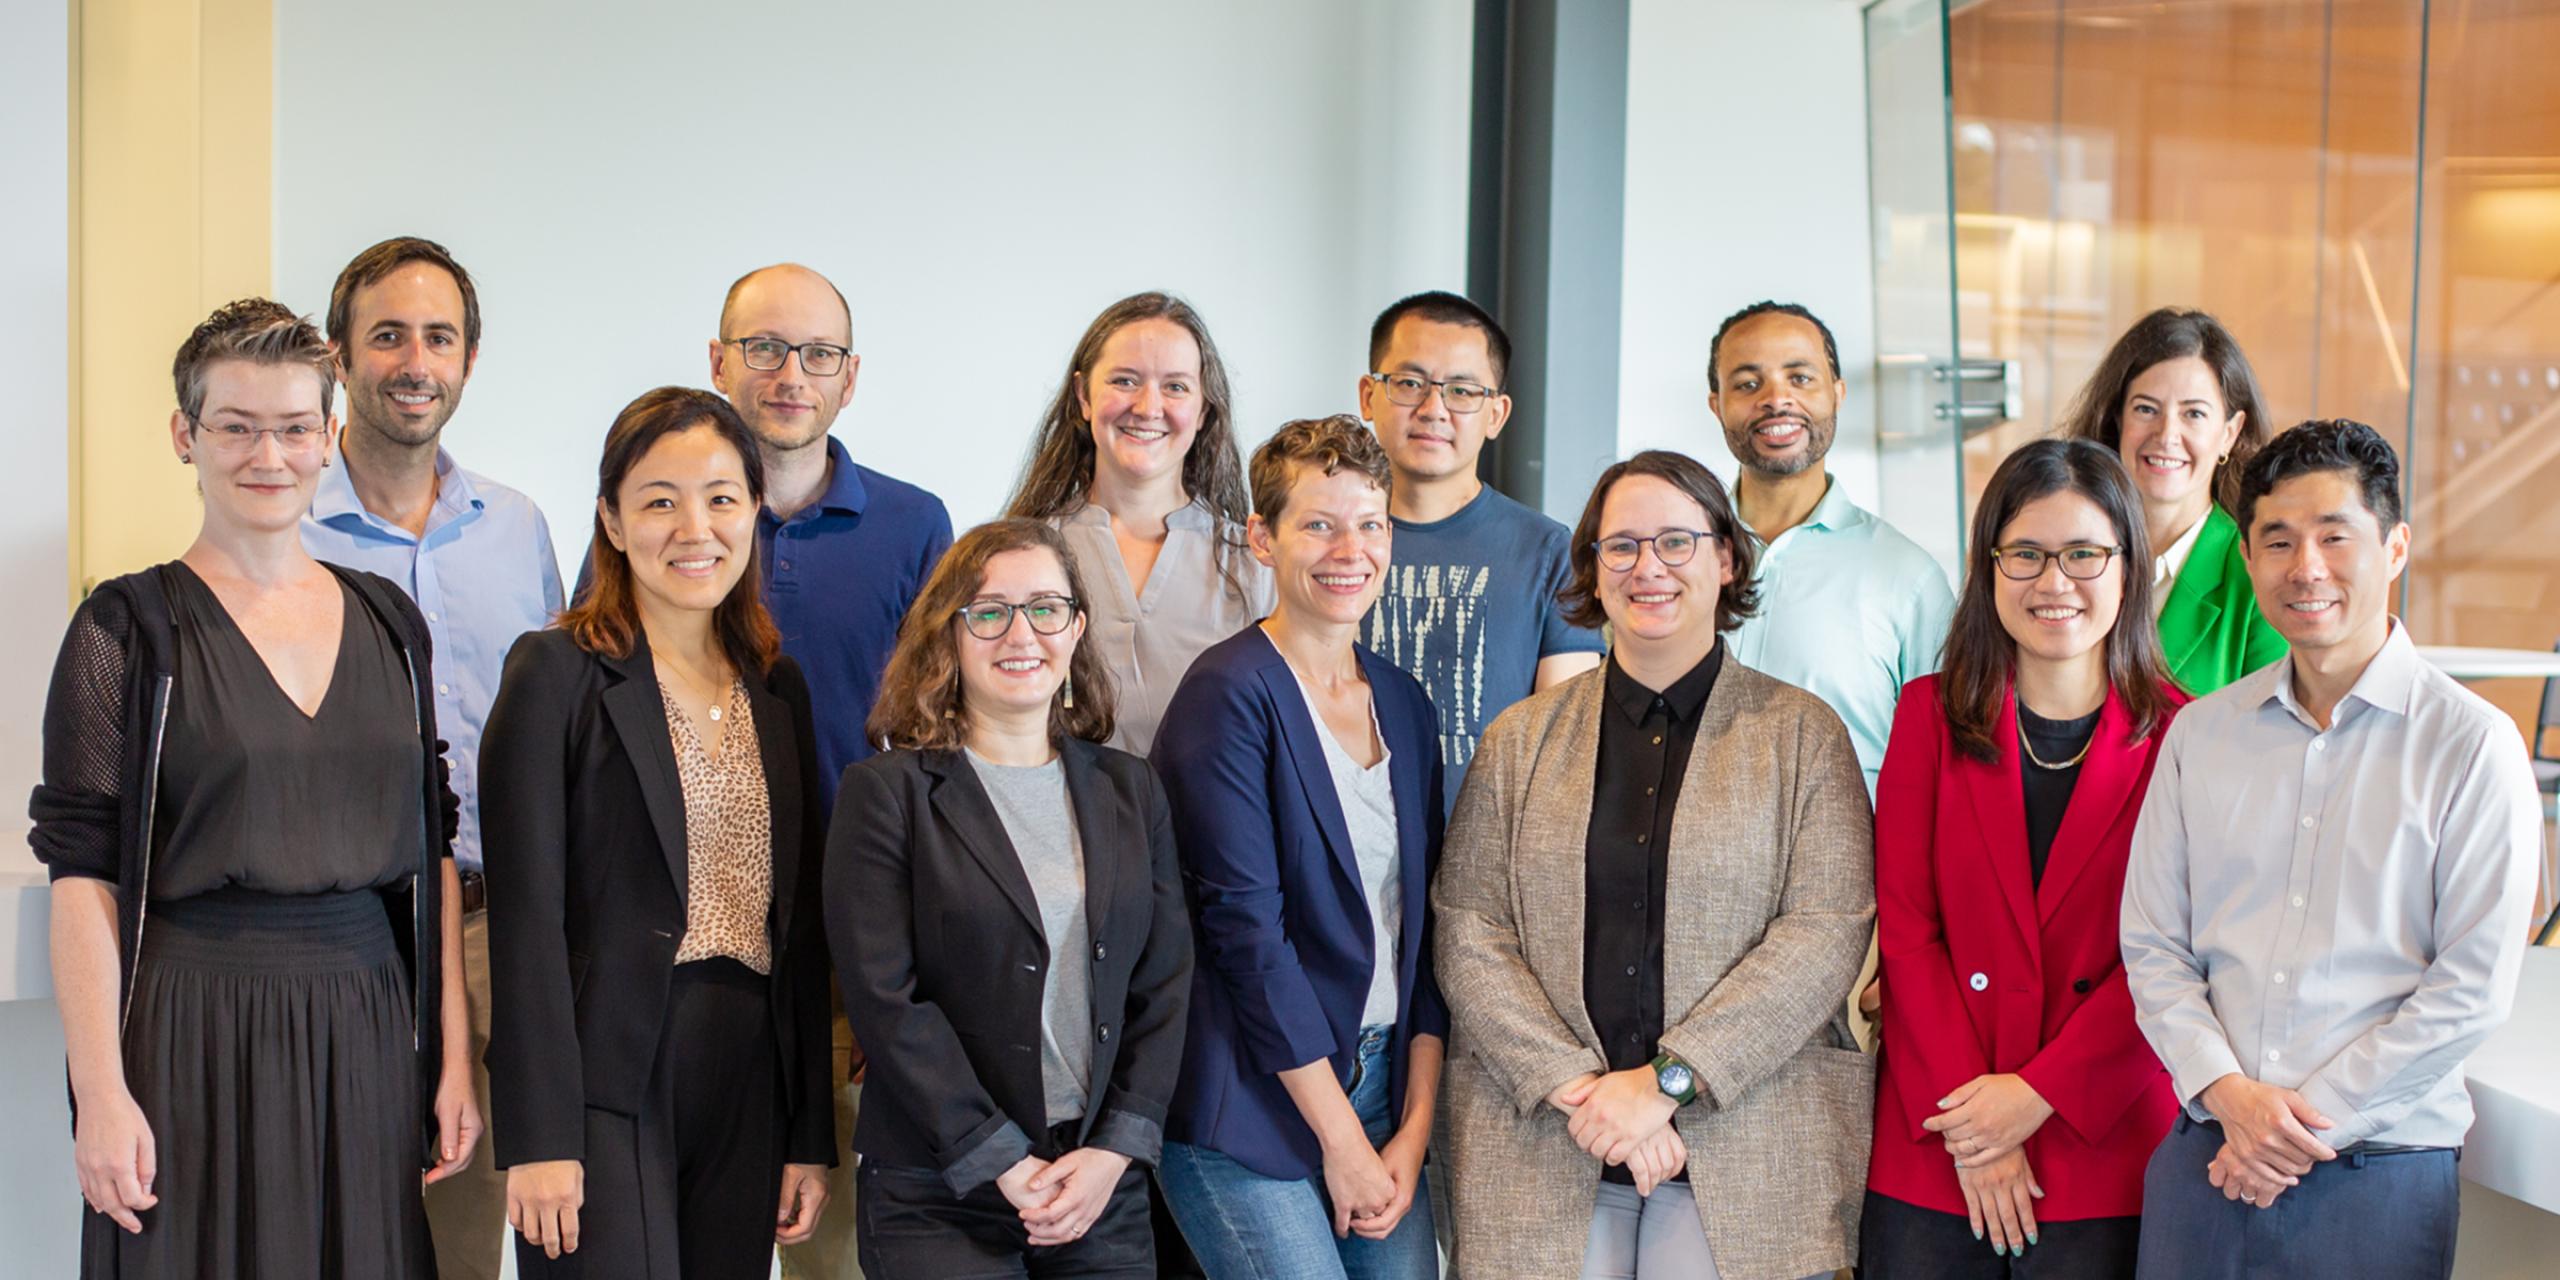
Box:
[557,387,782,676]
[868,520,1119,752]
[1003,291,1254,602]
[2057,307,2272,516]
[1941,439,2178,762]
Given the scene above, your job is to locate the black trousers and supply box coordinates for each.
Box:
[855,1123,1154,1280]
[519,958,787,1280]
[1859,1189,2140,1279]
[2133,1115,2459,1280]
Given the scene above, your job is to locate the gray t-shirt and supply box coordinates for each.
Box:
[1288,672,1403,1031]
[1361,485,1604,813]
[966,749,1091,1126]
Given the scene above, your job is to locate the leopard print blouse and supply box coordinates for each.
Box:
[663,678,773,974]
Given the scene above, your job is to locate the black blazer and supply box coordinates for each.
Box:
[827,739,1192,1194]
[481,628,832,1168]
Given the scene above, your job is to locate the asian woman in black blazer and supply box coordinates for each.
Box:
[481,388,833,1279]
[828,518,1192,1279]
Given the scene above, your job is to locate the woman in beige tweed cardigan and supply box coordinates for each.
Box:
[1433,453,1877,1280]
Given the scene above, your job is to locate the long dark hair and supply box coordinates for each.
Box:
[1942,439,2177,762]
[557,387,782,677]
[868,520,1118,752]
[1558,450,1760,633]
[2057,307,2272,516]
[1004,292,1253,601]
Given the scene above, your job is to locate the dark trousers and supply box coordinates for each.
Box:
[854,1126,1154,1280]
[2133,1115,2460,1280]
[519,958,787,1280]
[1858,1189,2139,1279]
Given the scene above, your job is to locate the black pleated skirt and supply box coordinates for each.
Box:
[83,888,432,1280]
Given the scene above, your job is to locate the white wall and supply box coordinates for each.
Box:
[273,0,1475,569]
[1618,0,1880,506]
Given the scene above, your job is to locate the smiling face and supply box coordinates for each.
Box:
[1991,490,2125,669]
[2243,468,2409,658]
[1249,463,1392,630]
[1076,318,1203,491]
[599,423,759,620]
[1595,473,1735,654]
[710,266,858,454]
[954,546,1086,722]
[171,359,336,535]
[1710,312,1842,477]
[339,261,473,450]
[1360,316,1509,484]
[2116,356,2243,516]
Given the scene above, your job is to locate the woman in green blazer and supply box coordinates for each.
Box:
[2059,308,2286,694]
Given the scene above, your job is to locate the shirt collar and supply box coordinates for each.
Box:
[2264,617,2419,725]
[1752,474,1868,547]
[811,436,868,516]
[307,446,479,536]
[1066,497,1213,532]
[1605,643,1724,725]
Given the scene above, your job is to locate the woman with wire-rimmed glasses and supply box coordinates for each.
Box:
[830,518,1192,1278]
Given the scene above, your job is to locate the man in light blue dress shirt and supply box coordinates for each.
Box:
[1712,301,1953,797]
[2121,421,2538,1280]
[299,237,563,1280]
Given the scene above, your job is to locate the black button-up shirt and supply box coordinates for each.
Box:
[1583,645,1722,1181]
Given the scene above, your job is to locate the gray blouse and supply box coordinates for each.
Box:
[1053,500,1274,756]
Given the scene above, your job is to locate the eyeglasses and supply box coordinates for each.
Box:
[956,595,1079,640]
[187,415,330,456]
[725,337,852,377]
[1991,544,2123,580]
[1593,529,1714,572]
[1368,371,1497,414]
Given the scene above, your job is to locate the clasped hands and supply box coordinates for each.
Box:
[1547,1068,1686,1195]
[1925,1073,2053,1256]
[998,1148,1133,1247]
[2199,1074,2337,1211]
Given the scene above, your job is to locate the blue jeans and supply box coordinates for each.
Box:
[1158,1026,1437,1280]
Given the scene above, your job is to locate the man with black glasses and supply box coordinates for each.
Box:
[1356,291,1603,814]
[713,263,953,1279]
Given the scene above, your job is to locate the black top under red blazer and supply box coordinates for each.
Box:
[1870,675,2184,1221]
[826,740,1193,1195]
[480,628,833,1168]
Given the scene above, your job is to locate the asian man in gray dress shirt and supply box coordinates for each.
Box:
[2120,420,2540,1280]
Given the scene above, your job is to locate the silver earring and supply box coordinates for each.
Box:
[180,453,192,464]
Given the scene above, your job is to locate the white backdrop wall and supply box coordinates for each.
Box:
[274,0,1475,571]
[1619,0,1881,506]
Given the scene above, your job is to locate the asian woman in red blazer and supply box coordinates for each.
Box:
[1863,439,2186,1278]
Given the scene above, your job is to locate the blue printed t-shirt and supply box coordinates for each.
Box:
[1360,484,1605,813]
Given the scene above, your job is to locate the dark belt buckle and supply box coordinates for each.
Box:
[459,870,488,913]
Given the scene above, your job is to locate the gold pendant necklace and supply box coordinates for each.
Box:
[2018,718,2093,770]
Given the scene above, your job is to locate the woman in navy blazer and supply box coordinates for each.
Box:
[1150,417,1446,1280]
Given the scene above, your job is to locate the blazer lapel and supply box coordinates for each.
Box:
[1062,741,1121,945]
[599,642,692,906]
[2157,515,2230,686]
[1960,684,2041,964]
[746,674,801,938]
[924,751,1045,936]
[1255,639,1363,894]
[2034,688,2143,922]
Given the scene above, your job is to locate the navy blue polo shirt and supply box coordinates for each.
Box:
[760,437,953,806]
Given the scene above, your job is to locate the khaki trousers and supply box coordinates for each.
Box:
[423,909,507,1280]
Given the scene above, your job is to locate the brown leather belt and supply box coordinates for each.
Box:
[459,869,487,913]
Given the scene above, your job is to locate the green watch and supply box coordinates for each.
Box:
[1650,1052,1699,1106]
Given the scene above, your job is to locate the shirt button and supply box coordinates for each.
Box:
[2273,972,2286,983]
[1645,786,1656,796]
[1093,942,1108,962]
[2313,739,2327,751]
[2292,896,2306,908]
[1635,834,1648,844]
[426,611,438,622]
[2266,1050,2281,1062]
[1096,1025,1111,1043]
[437,683,451,696]
[1632,896,1645,910]
[2300,816,2315,829]
[779,560,792,571]
[1653,735,1664,746]
[1625,966,1638,977]
[1969,972,1989,992]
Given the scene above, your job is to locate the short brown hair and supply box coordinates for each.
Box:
[1558,449,1760,633]
[1249,415,1394,524]
[326,236,482,357]
[867,520,1119,752]
[556,387,782,676]
[172,298,337,423]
